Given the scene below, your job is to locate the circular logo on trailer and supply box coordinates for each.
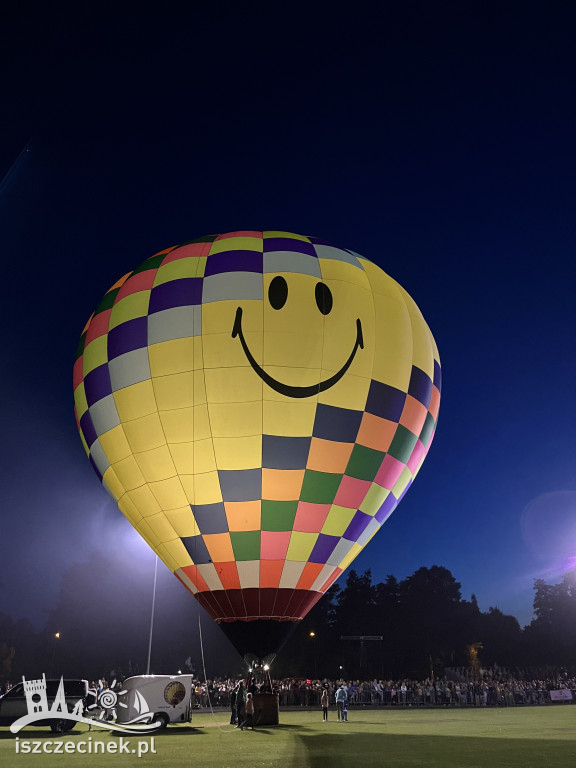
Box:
[164,681,186,706]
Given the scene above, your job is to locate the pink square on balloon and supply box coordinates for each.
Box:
[162,242,209,263]
[85,309,112,345]
[334,476,371,508]
[115,270,156,302]
[407,439,426,475]
[294,502,331,533]
[375,454,405,489]
[260,531,291,560]
[215,231,263,240]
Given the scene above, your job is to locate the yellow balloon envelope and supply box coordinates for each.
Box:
[74,231,440,652]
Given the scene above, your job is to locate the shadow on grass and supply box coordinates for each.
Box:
[0,724,200,739]
[298,733,575,768]
[0,729,58,739]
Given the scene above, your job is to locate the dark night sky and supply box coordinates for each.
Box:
[1,2,576,640]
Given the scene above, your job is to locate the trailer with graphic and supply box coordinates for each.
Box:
[116,675,194,728]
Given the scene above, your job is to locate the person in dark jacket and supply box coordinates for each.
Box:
[234,681,247,728]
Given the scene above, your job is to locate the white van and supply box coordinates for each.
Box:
[116,675,194,728]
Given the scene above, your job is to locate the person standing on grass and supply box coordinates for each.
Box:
[321,687,329,721]
[242,692,255,730]
[235,681,247,728]
[230,683,238,725]
[335,684,347,721]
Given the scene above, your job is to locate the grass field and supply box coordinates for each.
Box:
[1,706,574,768]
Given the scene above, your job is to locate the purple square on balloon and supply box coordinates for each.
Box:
[309,534,340,564]
[375,493,397,524]
[80,409,98,448]
[84,364,112,407]
[204,250,263,276]
[149,278,202,313]
[263,238,316,256]
[343,510,372,541]
[107,317,148,360]
[408,366,433,408]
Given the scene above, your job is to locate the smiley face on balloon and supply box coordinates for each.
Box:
[74,231,440,651]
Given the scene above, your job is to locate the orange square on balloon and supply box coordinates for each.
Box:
[320,567,342,592]
[428,386,440,422]
[260,560,284,588]
[204,533,235,562]
[306,438,353,473]
[262,468,305,501]
[399,395,428,436]
[225,501,261,531]
[356,412,396,452]
[296,561,324,590]
[180,564,209,592]
[214,561,241,590]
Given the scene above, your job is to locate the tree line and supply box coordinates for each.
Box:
[1,556,575,684]
[277,566,576,679]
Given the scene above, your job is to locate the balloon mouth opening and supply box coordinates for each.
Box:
[217,617,300,660]
[189,586,325,658]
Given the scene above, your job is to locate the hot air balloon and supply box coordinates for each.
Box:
[73,231,441,659]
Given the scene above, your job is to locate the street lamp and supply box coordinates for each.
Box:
[309,632,317,678]
[50,632,61,677]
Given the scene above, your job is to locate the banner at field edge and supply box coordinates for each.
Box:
[549,689,573,701]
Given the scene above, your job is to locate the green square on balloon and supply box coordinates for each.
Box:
[388,424,418,464]
[131,254,166,275]
[419,412,435,447]
[94,287,121,316]
[261,501,298,532]
[230,531,261,561]
[345,444,385,481]
[300,470,341,505]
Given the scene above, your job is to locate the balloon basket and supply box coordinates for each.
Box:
[253,692,279,726]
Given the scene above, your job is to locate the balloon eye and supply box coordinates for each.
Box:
[268,276,288,310]
[315,282,333,315]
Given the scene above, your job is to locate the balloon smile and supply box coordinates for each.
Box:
[232,306,364,399]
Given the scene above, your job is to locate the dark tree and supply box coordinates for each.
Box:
[397,566,465,675]
[474,607,522,667]
[524,570,576,668]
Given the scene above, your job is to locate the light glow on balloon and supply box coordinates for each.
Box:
[74,231,441,631]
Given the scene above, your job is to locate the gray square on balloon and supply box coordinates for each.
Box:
[263,251,321,278]
[88,393,121,435]
[218,468,262,501]
[147,305,201,344]
[326,537,355,566]
[108,348,151,391]
[90,438,111,476]
[201,272,263,303]
[191,502,228,535]
[314,244,362,268]
[356,517,380,548]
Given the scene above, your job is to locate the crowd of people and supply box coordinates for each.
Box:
[2,667,574,711]
[186,667,576,710]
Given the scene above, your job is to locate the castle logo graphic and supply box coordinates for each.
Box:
[10,675,162,735]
